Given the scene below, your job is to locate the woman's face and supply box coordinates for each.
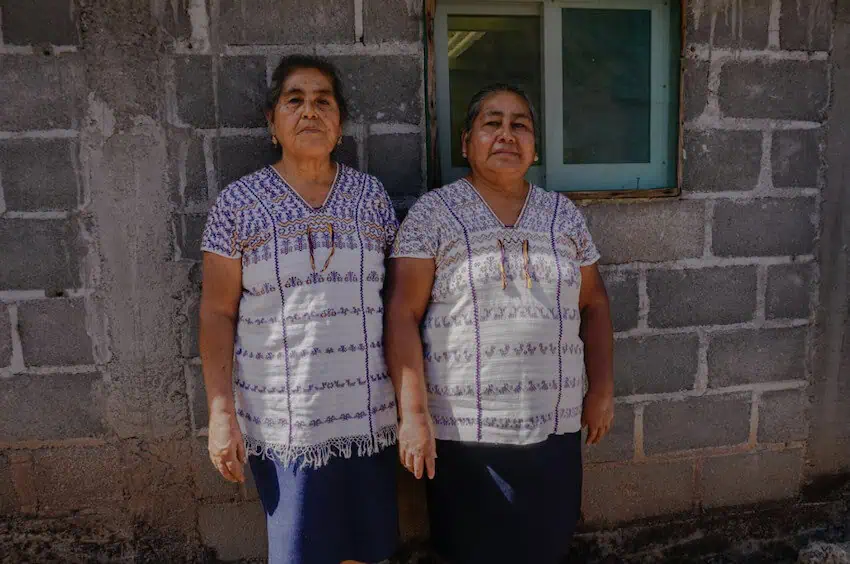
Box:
[268,67,342,161]
[463,91,536,181]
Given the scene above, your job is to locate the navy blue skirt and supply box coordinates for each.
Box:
[249,446,399,564]
[427,432,582,564]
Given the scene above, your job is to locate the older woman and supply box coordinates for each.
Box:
[200,55,399,564]
[385,84,614,564]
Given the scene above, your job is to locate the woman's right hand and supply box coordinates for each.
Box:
[208,410,246,483]
[398,410,437,480]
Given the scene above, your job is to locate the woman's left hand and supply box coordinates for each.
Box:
[582,389,614,445]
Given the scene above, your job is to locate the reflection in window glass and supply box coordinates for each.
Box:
[562,9,652,165]
[447,15,542,168]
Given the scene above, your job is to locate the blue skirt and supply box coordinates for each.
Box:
[427,432,582,564]
[249,446,399,564]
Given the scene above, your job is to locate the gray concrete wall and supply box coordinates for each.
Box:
[0,0,846,561]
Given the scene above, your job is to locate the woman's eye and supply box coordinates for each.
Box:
[318,99,331,106]
[485,121,500,127]
[513,123,527,130]
[287,98,302,105]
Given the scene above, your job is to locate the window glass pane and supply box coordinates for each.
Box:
[447,15,542,168]
[561,9,651,165]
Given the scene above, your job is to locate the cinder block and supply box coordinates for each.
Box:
[0,139,79,211]
[333,56,422,123]
[719,61,829,121]
[582,460,694,523]
[647,267,757,328]
[168,131,209,208]
[0,0,78,45]
[758,389,808,443]
[701,449,804,508]
[219,0,354,44]
[766,263,813,320]
[683,130,762,192]
[0,219,84,291]
[18,298,93,366]
[686,0,769,48]
[178,214,206,262]
[644,395,751,454]
[780,0,833,51]
[0,303,10,368]
[712,0,770,48]
[0,55,82,131]
[198,502,267,561]
[217,135,279,187]
[615,334,699,396]
[708,328,807,387]
[33,445,124,513]
[683,59,709,121]
[772,129,823,188]
[584,404,635,463]
[364,0,421,42]
[218,56,267,128]
[713,199,816,257]
[174,56,215,128]
[0,373,106,441]
[583,201,705,264]
[601,270,638,332]
[368,133,423,201]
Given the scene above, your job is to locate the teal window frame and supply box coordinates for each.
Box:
[434,0,682,196]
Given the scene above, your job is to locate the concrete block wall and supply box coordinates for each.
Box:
[580,0,835,525]
[0,0,424,558]
[0,0,846,560]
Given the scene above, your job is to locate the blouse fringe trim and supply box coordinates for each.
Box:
[244,424,398,470]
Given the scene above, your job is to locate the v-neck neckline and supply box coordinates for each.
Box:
[461,177,533,230]
[268,163,341,213]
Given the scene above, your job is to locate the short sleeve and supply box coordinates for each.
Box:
[201,190,241,258]
[562,197,600,267]
[374,180,400,253]
[390,194,439,259]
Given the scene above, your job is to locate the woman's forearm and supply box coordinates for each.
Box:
[385,308,429,416]
[200,309,238,416]
[581,300,614,396]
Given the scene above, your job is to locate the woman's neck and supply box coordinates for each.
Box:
[467,172,528,201]
[275,155,336,186]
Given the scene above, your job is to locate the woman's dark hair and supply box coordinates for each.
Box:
[463,83,539,136]
[265,54,349,122]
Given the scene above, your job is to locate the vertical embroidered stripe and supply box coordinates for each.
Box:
[245,184,295,445]
[549,195,565,434]
[434,191,484,441]
[355,176,375,442]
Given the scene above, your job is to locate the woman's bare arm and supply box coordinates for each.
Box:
[384,257,437,478]
[200,252,245,482]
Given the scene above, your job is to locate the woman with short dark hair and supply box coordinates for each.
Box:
[385,84,615,563]
[200,54,399,564]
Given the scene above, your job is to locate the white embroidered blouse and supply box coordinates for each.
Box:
[202,164,399,468]
[391,179,600,445]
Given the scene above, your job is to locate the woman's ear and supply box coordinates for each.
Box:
[461,130,469,158]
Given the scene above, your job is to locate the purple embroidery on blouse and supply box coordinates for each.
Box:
[238,401,396,429]
[354,174,375,442]
[434,190,484,442]
[242,183,295,445]
[550,196,566,434]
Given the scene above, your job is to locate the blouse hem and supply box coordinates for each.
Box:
[244,423,398,470]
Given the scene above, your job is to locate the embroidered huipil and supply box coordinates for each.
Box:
[202,164,399,468]
[391,180,600,445]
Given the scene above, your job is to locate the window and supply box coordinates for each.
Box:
[434,0,682,195]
